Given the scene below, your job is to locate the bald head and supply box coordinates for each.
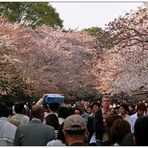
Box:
[31,105,44,121]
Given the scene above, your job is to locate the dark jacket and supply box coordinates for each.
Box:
[94,110,105,141]
[87,110,105,142]
[14,118,55,146]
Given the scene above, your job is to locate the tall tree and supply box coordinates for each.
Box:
[82,27,104,37]
[94,5,148,96]
[0,17,98,100]
[0,2,63,28]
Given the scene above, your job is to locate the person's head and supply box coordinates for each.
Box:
[0,103,9,117]
[91,101,101,114]
[119,104,129,116]
[46,113,59,130]
[120,133,135,146]
[73,107,82,115]
[67,107,75,116]
[63,114,87,145]
[110,118,131,145]
[58,106,72,119]
[114,106,120,114]
[102,95,111,109]
[128,104,135,111]
[134,116,148,146]
[48,103,60,112]
[83,100,89,108]
[31,105,44,122]
[75,101,85,113]
[14,103,25,114]
[136,103,146,117]
[106,114,122,138]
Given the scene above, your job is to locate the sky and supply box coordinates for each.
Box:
[50,2,144,30]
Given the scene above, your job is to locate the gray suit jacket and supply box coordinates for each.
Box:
[14,118,55,146]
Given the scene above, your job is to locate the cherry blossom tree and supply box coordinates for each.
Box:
[0,4,148,101]
[0,17,99,100]
[94,5,148,96]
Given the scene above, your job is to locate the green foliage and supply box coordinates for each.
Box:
[0,2,63,28]
[82,27,104,37]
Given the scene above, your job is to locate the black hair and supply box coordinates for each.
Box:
[134,116,148,146]
[65,129,86,136]
[58,106,70,119]
[73,107,82,115]
[136,103,146,111]
[120,103,129,112]
[110,118,131,145]
[48,103,60,112]
[91,101,100,110]
[46,113,59,130]
[0,103,9,117]
[14,103,25,114]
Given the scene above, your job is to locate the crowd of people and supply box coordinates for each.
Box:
[0,94,148,146]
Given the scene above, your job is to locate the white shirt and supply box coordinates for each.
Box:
[47,139,65,146]
[119,114,132,126]
[58,117,64,125]
[89,132,96,144]
[124,114,132,125]
[11,114,30,125]
[36,98,44,106]
[0,117,17,146]
[130,113,138,133]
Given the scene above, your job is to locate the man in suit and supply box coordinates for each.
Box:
[14,104,55,146]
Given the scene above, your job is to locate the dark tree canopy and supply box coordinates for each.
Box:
[82,27,104,37]
[0,2,63,28]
